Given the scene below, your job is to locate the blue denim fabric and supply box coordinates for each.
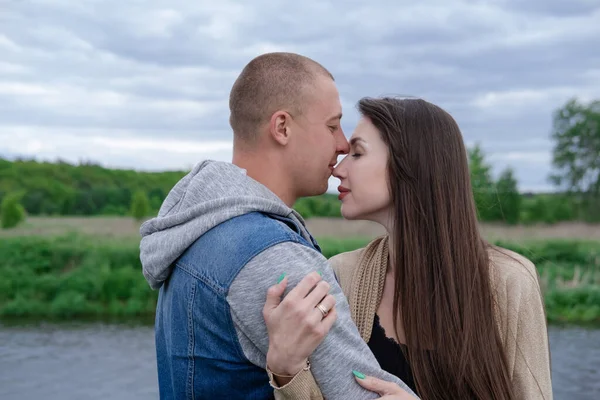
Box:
[154,212,319,399]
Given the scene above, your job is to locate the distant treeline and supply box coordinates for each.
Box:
[0,156,595,224]
[0,158,183,217]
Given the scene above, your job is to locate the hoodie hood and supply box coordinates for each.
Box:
[139,160,305,289]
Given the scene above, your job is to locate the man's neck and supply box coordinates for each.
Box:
[232,151,297,207]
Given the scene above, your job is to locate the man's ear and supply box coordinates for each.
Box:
[269,111,292,146]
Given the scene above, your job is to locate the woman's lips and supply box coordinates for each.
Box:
[338,186,350,201]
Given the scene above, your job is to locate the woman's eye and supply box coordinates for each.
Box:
[351,153,362,158]
[328,126,337,132]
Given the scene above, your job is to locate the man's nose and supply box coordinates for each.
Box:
[336,129,350,154]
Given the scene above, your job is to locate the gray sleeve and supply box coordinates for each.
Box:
[227,241,418,400]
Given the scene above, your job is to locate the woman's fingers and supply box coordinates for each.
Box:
[354,374,415,399]
[310,293,336,322]
[321,304,337,331]
[263,276,287,316]
[284,271,322,302]
[263,272,341,380]
[304,279,330,306]
[320,294,336,313]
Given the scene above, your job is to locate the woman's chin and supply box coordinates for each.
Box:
[341,206,363,221]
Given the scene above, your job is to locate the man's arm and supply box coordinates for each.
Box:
[227,241,418,400]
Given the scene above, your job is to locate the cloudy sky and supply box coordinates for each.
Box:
[1,0,599,192]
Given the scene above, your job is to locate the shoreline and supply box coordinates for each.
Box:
[1,234,598,325]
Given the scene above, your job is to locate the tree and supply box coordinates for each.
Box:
[468,144,496,221]
[495,168,521,225]
[1,192,26,229]
[549,98,600,221]
[130,190,151,221]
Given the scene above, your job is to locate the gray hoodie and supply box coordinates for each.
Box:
[140,160,417,399]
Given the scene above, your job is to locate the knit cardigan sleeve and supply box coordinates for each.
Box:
[490,249,553,399]
[271,369,323,400]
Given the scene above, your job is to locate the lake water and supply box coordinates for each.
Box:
[0,322,598,399]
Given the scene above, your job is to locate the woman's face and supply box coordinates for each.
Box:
[333,117,391,223]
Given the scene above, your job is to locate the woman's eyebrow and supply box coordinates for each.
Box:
[349,137,365,146]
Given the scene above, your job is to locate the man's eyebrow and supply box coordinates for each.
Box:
[349,137,365,146]
[327,113,343,122]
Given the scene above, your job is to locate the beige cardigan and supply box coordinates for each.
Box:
[273,240,553,399]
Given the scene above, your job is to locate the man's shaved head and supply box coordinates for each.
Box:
[229,52,334,143]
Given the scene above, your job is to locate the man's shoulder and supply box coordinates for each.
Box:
[217,211,293,235]
[177,212,299,287]
[179,212,307,276]
[197,212,300,248]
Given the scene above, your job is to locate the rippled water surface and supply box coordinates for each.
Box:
[0,322,598,399]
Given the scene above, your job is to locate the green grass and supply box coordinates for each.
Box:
[0,234,150,319]
[1,234,599,324]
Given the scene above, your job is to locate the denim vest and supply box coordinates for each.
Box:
[154,212,321,399]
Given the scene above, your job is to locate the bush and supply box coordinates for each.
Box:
[1,192,26,229]
[0,234,599,323]
[130,190,151,221]
[0,234,151,319]
[520,195,578,225]
[293,202,313,219]
[548,195,576,222]
[294,194,342,219]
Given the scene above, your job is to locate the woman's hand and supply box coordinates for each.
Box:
[263,272,337,377]
[354,373,417,399]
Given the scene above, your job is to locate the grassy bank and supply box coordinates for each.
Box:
[1,234,599,324]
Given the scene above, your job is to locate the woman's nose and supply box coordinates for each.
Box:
[332,157,347,179]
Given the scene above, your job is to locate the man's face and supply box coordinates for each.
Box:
[288,76,350,197]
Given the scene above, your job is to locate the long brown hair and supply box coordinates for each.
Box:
[358,97,513,399]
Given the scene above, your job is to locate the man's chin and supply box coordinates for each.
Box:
[314,183,330,196]
[298,189,326,199]
[298,179,330,198]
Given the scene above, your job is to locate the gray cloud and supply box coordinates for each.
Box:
[497,0,600,16]
[1,0,599,191]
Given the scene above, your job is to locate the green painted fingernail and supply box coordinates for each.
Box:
[352,370,365,379]
[317,271,322,276]
[277,273,286,284]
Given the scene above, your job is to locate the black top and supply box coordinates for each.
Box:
[367,314,418,395]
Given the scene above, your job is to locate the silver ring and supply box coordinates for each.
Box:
[317,303,329,318]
